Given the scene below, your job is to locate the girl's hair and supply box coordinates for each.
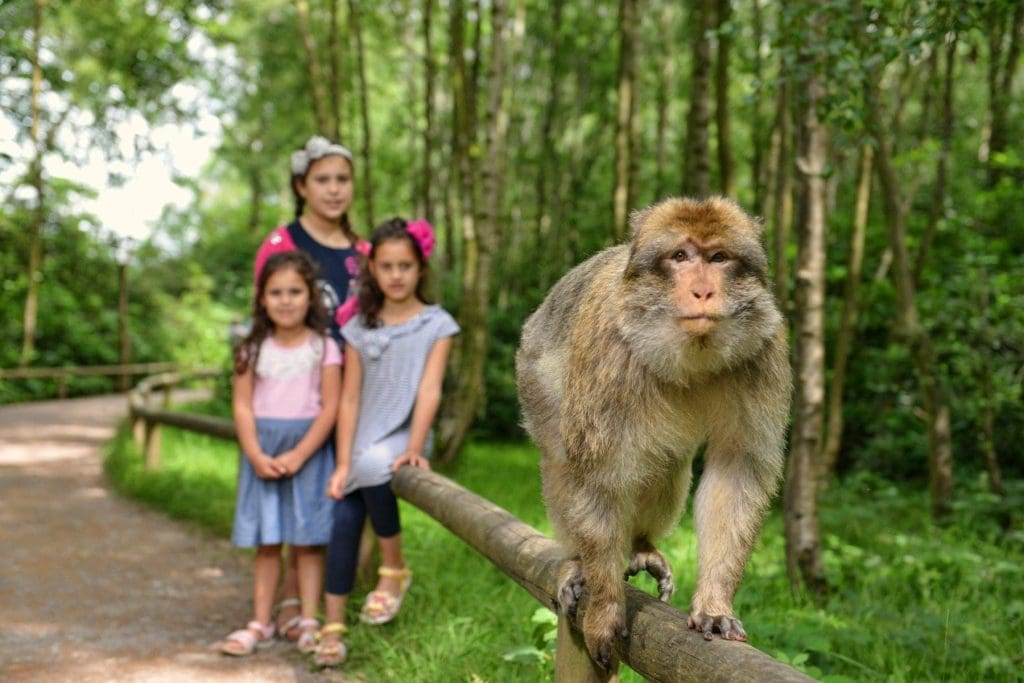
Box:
[290,137,360,247]
[234,251,328,374]
[358,217,432,329]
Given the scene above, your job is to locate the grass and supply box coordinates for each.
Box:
[104,418,1024,682]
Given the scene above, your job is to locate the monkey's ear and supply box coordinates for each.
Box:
[628,206,654,238]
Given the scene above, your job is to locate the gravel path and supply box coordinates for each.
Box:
[0,394,347,682]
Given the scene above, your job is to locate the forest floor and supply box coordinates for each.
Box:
[0,394,351,682]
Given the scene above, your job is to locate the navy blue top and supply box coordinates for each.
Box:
[287,220,358,345]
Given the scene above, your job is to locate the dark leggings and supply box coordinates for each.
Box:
[324,482,401,596]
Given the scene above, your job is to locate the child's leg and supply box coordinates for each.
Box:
[325,492,367,602]
[376,533,407,595]
[315,495,365,667]
[363,482,406,596]
[291,544,325,652]
[294,545,325,622]
[253,543,284,625]
[222,544,281,655]
[275,546,302,638]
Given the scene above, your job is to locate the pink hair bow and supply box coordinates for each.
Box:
[405,219,435,260]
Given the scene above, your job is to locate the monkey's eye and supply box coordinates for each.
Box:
[671,250,689,262]
[708,251,729,263]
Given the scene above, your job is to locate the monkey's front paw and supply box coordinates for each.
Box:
[583,602,629,670]
[687,611,748,642]
[556,559,586,620]
[624,547,675,602]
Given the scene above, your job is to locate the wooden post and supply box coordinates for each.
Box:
[57,375,67,399]
[132,414,145,447]
[556,613,618,682]
[143,419,161,470]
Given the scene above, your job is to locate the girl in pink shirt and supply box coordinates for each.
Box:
[220,251,342,657]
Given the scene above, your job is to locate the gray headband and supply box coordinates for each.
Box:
[290,135,354,176]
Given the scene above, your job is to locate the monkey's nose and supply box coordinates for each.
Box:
[691,288,715,301]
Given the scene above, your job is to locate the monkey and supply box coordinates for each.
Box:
[515,196,790,669]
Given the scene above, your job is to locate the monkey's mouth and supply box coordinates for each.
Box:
[680,315,721,336]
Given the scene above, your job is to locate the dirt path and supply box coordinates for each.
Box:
[0,394,343,682]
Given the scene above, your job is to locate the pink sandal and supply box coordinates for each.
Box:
[221,620,275,656]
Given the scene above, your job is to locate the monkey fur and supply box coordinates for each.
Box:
[515,196,791,669]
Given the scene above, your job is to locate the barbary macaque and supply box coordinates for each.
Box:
[516,196,791,669]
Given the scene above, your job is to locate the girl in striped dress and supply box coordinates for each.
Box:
[314,218,459,668]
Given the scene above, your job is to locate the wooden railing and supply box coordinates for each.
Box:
[0,362,181,398]
[127,372,813,682]
[128,368,224,469]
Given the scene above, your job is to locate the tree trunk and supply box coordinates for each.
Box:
[20,0,45,367]
[613,0,639,238]
[347,0,374,227]
[294,0,330,135]
[784,0,827,595]
[421,0,437,221]
[437,0,503,466]
[751,0,768,211]
[715,0,735,198]
[771,79,793,309]
[328,0,343,140]
[915,30,956,286]
[653,3,676,200]
[820,144,873,482]
[976,268,1005,498]
[117,262,130,392]
[682,0,713,198]
[985,2,1023,186]
[858,1,954,520]
[534,0,565,268]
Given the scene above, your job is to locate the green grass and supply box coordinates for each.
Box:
[105,422,1024,682]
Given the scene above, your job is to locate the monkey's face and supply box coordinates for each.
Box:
[620,197,780,379]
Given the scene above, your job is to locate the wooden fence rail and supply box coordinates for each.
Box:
[128,373,814,682]
[0,362,181,397]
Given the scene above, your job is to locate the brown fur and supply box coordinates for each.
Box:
[515,196,791,668]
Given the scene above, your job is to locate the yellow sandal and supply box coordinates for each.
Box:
[313,622,348,668]
[359,566,412,625]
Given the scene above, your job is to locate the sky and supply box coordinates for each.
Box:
[0,109,222,243]
[0,35,224,246]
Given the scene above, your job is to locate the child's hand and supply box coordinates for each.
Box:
[250,453,286,480]
[275,449,304,477]
[326,467,349,500]
[392,450,431,471]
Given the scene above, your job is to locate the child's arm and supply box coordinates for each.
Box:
[327,342,363,499]
[275,358,341,476]
[232,368,286,479]
[393,335,454,471]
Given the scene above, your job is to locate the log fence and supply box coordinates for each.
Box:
[126,370,814,682]
[0,361,181,398]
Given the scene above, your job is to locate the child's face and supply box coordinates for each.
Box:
[296,155,354,223]
[260,267,311,332]
[369,238,422,305]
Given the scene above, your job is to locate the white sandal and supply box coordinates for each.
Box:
[295,617,320,653]
[274,597,303,640]
[221,620,275,656]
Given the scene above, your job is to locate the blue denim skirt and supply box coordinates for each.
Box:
[230,417,334,547]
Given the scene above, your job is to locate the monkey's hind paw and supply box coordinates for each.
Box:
[687,612,747,642]
[556,559,586,620]
[624,548,675,602]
